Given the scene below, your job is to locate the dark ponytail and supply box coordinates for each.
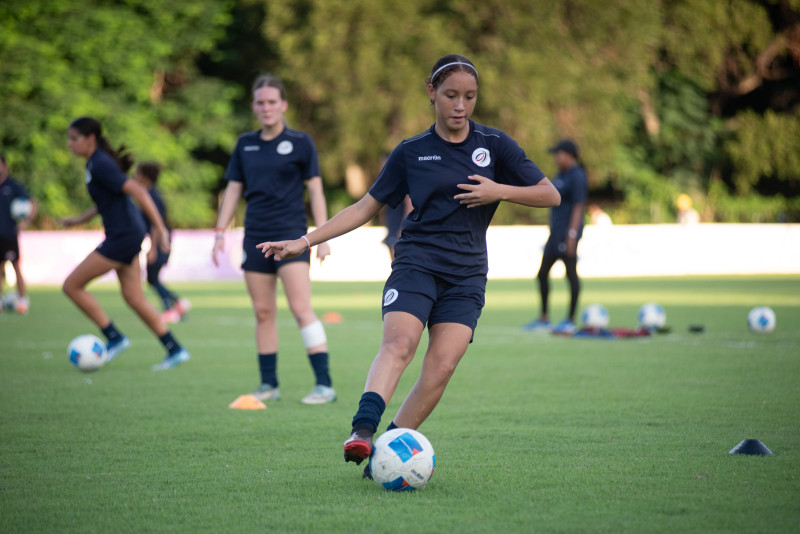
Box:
[69,117,134,173]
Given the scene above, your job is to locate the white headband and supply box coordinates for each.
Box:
[430,61,478,83]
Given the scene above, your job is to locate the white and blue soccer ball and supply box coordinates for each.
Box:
[581,304,609,329]
[369,428,435,491]
[10,197,33,220]
[2,290,19,311]
[638,302,666,330]
[747,306,776,334]
[68,334,107,372]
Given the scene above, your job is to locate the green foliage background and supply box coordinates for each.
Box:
[1,0,798,227]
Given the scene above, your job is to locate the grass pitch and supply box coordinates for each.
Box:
[1,276,798,533]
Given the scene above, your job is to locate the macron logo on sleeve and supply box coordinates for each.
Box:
[243,146,260,151]
[418,155,441,162]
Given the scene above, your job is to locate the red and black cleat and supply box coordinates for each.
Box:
[343,429,373,465]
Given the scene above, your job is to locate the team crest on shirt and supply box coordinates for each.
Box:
[471,148,491,167]
[383,289,399,306]
[277,140,294,155]
[85,169,92,184]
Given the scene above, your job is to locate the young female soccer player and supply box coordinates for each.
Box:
[212,75,336,405]
[133,162,191,324]
[256,54,561,471]
[62,117,190,370]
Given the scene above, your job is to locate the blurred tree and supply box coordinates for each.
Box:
[0,0,239,228]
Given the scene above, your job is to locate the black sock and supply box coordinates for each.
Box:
[386,421,398,431]
[351,392,385,434]
[308,352,331,387]
[158,331,182,355]
[258,353,278,387]
[101,322,122,343]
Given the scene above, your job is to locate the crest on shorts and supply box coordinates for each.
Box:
[471,148,491,168]
[277,140,294,155]
[383,288,399,306]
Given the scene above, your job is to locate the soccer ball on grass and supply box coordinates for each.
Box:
[638,303,666,330]
[369,428,435,491]
[747,306,776,334]
[581,304,609,329]
[68,334,107,372]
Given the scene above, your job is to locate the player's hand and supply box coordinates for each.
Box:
[454,175,503,207]
[316,242,331,264]
[256,239,305,261]
[146,245,157,265]
[156,228,171,254]
[212,235,224,267]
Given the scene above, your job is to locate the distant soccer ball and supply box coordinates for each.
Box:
[638,302,666,330]
[747,306,776,334]
[369,428,435,491]
[10,198,32,220]
[2,290,19,311]
[68,334,107,372]
[581,304,609,329]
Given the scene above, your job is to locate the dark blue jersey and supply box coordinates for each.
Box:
[142,186,171,236]
[225,128,320,239]
[86,149,146,240]
[0,176,29,238]
[369,121,546,287]
[549,165,588,239]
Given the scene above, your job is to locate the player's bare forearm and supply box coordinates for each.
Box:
[500,179,560,208]
[569,202,585,232]
[307,176,330,229]
[306,193,383,246]
[215,181,243,229]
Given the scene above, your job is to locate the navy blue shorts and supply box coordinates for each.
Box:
[241,233,310,274]
[0,236,20,263]
[96,233,143,264]
[381,269,485,333]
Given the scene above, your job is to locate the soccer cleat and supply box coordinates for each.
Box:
[344,429,374,465]
[161,307,181,324]
[522,318,551,331]
[301,385,337,405]
[552,319,577,336]
[176,298,192,317]
[15,297,29,315]
[151,348,191,371]
[105,336,131,362]
[251,383,281,402]
[362,463,373,480]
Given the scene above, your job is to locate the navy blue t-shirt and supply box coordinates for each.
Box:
[86,149,146,241]
[225,128,320,240]
[142,187,171,236]
[549,165,588,239]
[0,176,30,238]
[369,121,546,287]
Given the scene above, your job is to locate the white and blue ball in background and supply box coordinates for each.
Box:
[68,334,107,372]
[638,302,666,330]
[369,428,435,491]
[581,304,609,329]
[747,306,776,334]
[10,198,33,220]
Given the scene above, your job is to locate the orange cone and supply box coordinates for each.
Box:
[323,311,343,324]
[228,394,267,410]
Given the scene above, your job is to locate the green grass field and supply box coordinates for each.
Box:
[1,276,799,533]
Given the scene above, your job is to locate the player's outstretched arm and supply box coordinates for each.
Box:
[212,181,244,267]
[60,206,99,227]
[455,175,560,208]
[258,193,384,261]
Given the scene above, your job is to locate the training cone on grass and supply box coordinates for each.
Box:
[729,439,773,456]
[322,311,343,324]
[228,394,267,410]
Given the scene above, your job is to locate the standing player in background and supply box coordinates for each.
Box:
[61,117,190,370]
[133,162,191,324]
[0,154,38,314]
[212,75,336,405]
[379,153,413,260]
[523,139,588,335]
[256,54,560,476]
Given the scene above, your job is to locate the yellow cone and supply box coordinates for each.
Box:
[228,394,267,410]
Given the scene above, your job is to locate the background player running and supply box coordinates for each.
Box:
[132,162,191,324]
[256,54,560,475]
[62,117,190,370]
[212,75,336,405]
[523,139,588,335]
[0,153,38,314]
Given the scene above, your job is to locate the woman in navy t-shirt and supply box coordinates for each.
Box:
[259,54,560,473]
[212,75,335,405]
[62,117,189,370]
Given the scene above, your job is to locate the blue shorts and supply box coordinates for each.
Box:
[96,233,144,264]
[381,269,485,333]
[0,236,20,262]
[241,233,310,274]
